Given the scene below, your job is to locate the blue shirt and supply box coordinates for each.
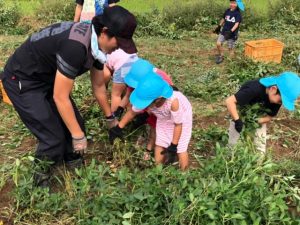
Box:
[221,8,242,38]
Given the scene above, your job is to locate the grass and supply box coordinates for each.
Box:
[0,0,300,224]
[9,0,276,16]
[119,0,275,14]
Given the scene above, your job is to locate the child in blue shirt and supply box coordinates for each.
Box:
[74,0,120,23]
[214,0,244,64]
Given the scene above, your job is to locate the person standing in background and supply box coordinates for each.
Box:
[74,0,120,23]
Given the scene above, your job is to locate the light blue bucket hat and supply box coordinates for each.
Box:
[130,74,173,110]
[260,72,300,111]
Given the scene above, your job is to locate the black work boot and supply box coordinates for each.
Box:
[33,170,51,188]
[215,55,224,64]
[65,157,84,170]
[64,153,84,170]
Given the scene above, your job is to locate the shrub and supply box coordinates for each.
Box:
[268,0,300,26]
[162,0,226,30]
[0,0,21,34]
[35,0,75,24]
[12,144,300,224]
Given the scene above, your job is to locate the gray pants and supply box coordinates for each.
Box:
[217,34,237,49]
[228,121,267,154]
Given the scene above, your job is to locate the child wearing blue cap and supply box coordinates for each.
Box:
[109,59,176,160]
[225,72,300,153]
[214,0,244,64]
[128,75,193,170]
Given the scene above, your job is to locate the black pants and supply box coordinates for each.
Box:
[2,73,85,164]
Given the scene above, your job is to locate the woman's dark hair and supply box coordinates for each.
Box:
[91,15,115,37]
[91,16,105,36]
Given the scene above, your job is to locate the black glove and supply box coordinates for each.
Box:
[109,125,123,144]
[234,119,244,133]
[161,143,178,165]
[224,30,233,40]
[113,106,125,119]
[214,25,222,34]
[131,111,150,130]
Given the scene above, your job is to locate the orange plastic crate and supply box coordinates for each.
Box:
[0,80,12,105]
[245,39,284,64]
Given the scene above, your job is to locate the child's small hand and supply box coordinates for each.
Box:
[131,111,150,130]
[161,143,178,165]
[234,119,244,133]
[109,125,123,144]
[113,106,125,119]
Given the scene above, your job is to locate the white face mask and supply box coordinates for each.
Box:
[91,25,107,64]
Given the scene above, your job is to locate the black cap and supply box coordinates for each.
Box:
[99,6,137,54]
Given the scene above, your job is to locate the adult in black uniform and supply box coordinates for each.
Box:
[1,6,137,186]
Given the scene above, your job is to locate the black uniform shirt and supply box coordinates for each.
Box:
[4,22,103,84]
[235,80,282,117]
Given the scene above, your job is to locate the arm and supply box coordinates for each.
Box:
[119,88,131,108]
[118,108,138,128]
[231,22,240,32]
[225,95,240,121]
[171,99,183,145]
[219,18,225,26]
[258,115,272,124]
[74,4,83,22]
[172,124,183,145]
[90,67,112,117]
[53,71,84,138]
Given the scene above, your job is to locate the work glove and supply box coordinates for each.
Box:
[224,30,233,40]
[214,25,222,34]
[161,143,178,165]
[234,119,244,133]
[109,125,123,144]
[113,106,125,119]
[72,136,87,155]
[106,115,118,129]
[131,111,150,130]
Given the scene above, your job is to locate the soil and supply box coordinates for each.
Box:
[0,181,14,225]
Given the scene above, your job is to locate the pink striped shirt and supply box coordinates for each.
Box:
[149,91,193,153]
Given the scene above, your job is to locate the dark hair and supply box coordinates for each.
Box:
[91,15,115,37]
[229,0,240,11]
[91,16,105,36]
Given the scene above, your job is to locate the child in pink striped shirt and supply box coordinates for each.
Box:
[109,59,176,162]
[130,75,193,170]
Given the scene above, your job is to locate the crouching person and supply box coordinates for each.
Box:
[225,72,300,154]
[129,75,193,170]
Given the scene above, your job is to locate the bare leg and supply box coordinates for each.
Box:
[154,146,165,165]
[178,152,189,170]
[147,127,156,151]
[144,127,156,160]
[217,41,223,56]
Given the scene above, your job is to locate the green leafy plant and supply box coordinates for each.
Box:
[11,143,300,224]
[0,0,21,34]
